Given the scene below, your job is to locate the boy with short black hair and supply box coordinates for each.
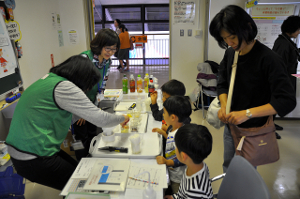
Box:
[164,124,213,199]
[150,79,186,121]
[153,96,192,194]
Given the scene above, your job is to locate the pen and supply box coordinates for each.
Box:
[128,177,159,185]
[1,103,8,109]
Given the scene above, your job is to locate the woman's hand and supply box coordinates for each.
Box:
[226,110,249,125]
[218,106,227,123]
[120,115,130,127]
[76,118,86,126]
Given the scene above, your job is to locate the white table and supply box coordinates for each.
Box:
[61,114,166,198]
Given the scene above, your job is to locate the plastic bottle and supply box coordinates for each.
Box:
[122,74,128,94]
[130,74,135,93]
[148,79,155,94]
[144,73,149,93]
[137,75,143,93]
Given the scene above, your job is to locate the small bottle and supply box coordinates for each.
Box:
[137,75,143,93]
[130,74,135,93]
[148,79,155,94]
[144,73,149,93]
[16,42,23,58]
[122,74,128,94]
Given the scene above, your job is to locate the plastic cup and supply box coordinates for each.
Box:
[129,134,141,154]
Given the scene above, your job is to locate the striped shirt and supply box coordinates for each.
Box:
[172,163,213,199]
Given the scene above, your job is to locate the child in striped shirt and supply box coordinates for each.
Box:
[164,124,214,199]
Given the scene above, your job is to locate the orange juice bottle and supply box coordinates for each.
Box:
[137,75,143,93]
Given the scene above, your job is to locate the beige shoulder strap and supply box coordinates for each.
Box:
[226,51,239,115]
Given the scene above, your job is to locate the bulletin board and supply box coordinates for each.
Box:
[247,3,300,49]
[0,14,22,98]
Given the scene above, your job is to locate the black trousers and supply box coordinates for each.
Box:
[11,150,78,191]
[73,121,98,161]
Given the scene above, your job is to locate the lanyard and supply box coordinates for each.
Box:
[71,123,76,142]
[98,65,106,93]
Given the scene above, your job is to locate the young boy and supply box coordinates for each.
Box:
[164,124,213,199]
[153,96,192,194]
[150,79,186,122]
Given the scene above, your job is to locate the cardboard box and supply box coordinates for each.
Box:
[61,130,75,156]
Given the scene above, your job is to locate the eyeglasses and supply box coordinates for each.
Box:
[104,47,117,53]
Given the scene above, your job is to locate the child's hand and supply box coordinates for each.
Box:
[150,91,158,104]
[164,195,174,199]
[161,123,169,132]
[152,128,167,138]
[156,156,166,165]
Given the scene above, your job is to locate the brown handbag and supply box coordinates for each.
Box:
[229,116,279,166]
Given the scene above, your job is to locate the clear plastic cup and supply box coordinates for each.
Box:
[129,133,141,154]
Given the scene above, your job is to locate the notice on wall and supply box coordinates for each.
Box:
[251,4,295,16]
[5,20,21,42]
[254,18,284,49]
[51,12,56,30]
[0,16,17,79]
[51,12,62,30]
[173,0,196,24]
[58,30,64,47]
[68,30,78,45]
[251,4,296,49]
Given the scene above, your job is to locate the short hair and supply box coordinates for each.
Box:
[50,55,101,92]
[90,28,120,56]
[209,5,257,49]
[175,124,213,164]
[281,15,300,34]
[163,96,191,123]
[119,24,126,32]
[115,19,121,26]
[161,79,186,96]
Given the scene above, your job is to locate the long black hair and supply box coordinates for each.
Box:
[50,55,101,92]
[90,28,120,56]
[209,5,257,49]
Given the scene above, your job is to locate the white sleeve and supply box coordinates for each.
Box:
[54,81,124,127]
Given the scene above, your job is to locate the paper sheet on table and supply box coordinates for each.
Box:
[125,189,163,199]
[71,158,97,178]
[126,162,168,190]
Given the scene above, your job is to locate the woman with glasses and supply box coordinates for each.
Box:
[6,55,129,191]
[118,24,131,72]
[73,28,120,161]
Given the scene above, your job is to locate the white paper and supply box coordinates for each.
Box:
[127,162,168,190]
[84,159,131,192]
[71,158,97,179]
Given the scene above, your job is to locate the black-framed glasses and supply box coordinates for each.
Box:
[104,47,117,53]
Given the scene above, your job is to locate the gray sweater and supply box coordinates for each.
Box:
[8,81,124,160]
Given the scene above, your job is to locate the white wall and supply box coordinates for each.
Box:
[170,0,207,95]
[208,0,245,63]
[170,0,246,95]
[14,0,88,89]
[0,0,89,140]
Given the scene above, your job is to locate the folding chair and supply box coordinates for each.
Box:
[212,156,271,199]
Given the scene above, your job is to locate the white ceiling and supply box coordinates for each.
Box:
[99,0,169,5]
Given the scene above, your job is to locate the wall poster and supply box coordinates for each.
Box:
[173,0,196,24]
[0,16,17,79]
